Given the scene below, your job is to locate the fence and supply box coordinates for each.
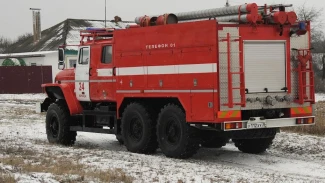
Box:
[0,66,52,94]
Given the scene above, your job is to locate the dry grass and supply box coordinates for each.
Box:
[12,107,32,116]
[283,101,325,136]
[86,168,134,183]
[1,146,35,156]
[0,172,15,183]
[0,146,134,183]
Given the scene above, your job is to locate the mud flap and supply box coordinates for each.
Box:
[36,98,55,113]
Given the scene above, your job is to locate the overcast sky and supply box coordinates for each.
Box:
[0,0,323,40]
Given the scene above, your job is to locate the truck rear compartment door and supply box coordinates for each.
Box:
[244,41,286,93]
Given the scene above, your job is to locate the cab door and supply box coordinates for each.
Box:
[90,45,115,101]
[75,46,91,101]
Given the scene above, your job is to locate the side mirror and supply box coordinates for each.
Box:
[58,48,65,70]
[58,48,64,62]
[58,62,65,70]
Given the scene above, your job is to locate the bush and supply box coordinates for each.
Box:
[1,58,26,66]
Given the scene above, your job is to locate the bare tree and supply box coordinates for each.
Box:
[295,3,324,42]
[15,33,33,43]
[296,3,323,26]
[294,3,325,90]
[2,33,32,53]
[0,36,12,53]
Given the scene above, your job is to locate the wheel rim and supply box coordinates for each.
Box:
[129,117,143,142]
[165,117,181,145]
[50,116,59,138]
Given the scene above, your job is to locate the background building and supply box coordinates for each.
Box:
[0,19,134,83]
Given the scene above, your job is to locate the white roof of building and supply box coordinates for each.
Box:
[0,51,57,59]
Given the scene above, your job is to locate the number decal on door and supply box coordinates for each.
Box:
[79,82,85,91]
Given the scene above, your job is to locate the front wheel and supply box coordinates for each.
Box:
[156,104,200,159]
[45,100,77,146]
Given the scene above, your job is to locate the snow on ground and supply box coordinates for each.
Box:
[0,93,46,101]
[316,93,325,102]
[0,94,325,182]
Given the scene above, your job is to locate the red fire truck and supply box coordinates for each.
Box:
[39,3,315,159]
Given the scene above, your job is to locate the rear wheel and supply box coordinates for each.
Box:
[233,136,275,154]
[121,103,158,154]
[45,100,77,146]
[156,104,200,159]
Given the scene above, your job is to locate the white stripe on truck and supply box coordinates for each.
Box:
[96,63,217,77]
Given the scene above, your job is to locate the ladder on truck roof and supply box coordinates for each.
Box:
[80,28,116,45]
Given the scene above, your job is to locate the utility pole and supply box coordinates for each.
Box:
[225,0,230,7]
[105,0,107,27]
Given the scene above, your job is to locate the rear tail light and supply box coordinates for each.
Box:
[306,118,314,124]
[225,122,243,130]
[296,117,314,125]
[237,122,243,128]
[225,123,234,129]
[296,118,303,124]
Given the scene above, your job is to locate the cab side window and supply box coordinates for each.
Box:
[102,46,112,64]
[79,47,90,65]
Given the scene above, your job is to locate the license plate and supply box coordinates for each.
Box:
[247,122,266,129]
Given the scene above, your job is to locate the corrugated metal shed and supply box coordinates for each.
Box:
[4,19,135,53]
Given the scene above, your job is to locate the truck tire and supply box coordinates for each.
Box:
[45,100,77,146]
[201,131,229,148]
[156,104,200,159]
[121,103,158,154]
[233,136,275,154]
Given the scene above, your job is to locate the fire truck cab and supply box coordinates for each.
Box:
[40,3,315,159]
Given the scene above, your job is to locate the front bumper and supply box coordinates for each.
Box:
[223,116,315,131]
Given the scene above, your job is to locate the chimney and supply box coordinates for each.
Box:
[30,8,41,43]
